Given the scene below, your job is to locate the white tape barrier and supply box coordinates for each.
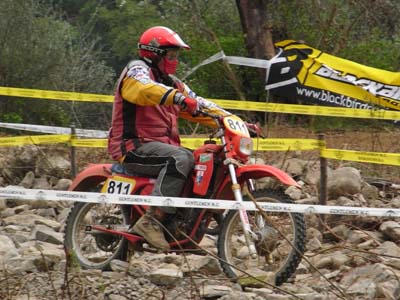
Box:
[182,49,297,92]
[183,50,272,79]
[0,187,399,218]
[0,122,107,138]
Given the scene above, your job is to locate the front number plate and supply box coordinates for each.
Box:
[101,176,136,195]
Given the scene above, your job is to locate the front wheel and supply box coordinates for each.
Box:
[217,189,306,286]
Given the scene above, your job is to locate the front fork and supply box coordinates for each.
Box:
[227,163,259,259]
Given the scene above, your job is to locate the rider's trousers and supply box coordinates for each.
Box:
[123,141,194,213]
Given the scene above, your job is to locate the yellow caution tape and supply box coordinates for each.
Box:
[0,134,322,151]
[0,134,70,146]
[1,134,399,166]
[181,138,322,151]
[210,99,400,120]
[1,86,400,120]
[255,138,323,151]
[70,138,108,148]
[0,87,113,103]
[321,148,400,166]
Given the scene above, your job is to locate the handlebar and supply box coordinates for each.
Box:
[196,109,221,120]
[196,109,265,138]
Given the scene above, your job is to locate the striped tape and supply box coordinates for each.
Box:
[70,138,108,148]
[0,133,398,166]
[0,187,399,217]
[0,134,322,151]
[321,148,400,166]
[211,100,400,120]
[0,134,71,146]
[0,87,113,103]
[1,86,400,120]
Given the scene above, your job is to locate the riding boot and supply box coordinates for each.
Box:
[132,207,170,250]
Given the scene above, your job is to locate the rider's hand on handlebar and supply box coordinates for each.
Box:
[183,97,199,115]
[174,92,199,116]
[246,122,265,138]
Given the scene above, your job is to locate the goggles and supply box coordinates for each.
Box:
[164,48,180,60]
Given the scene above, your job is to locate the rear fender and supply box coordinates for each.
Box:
[215,164,299,199]
[69,163,155,196]
[69,164,112,191]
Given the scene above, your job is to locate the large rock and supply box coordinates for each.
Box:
[0,197,6,210]
[35,152,71,178]
[53,178,72,190]
[0,234,18,263]
[281,158,308,177]
[148,265,183,286]
[371,241,400,270]
[32,177,51,190]
[1,146,39,184]
[181,254,222,275]
[19,171,35,188]
[340,263,400,299]
[380,221,400,241]
[30,224,63,245]
[327,167,362,198]
[200,285,233,298]
[3,213,61,230]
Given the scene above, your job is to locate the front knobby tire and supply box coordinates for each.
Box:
[64,199,130,270]
[217,189,306,286]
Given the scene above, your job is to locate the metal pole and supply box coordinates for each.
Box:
[318,133,327,228]
[70,124,77,178]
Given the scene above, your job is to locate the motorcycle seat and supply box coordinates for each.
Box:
[110,163,156,178]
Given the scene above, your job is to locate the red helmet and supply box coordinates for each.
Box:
[138,26,190,75]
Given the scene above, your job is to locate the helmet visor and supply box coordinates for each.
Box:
[165,48,180,60]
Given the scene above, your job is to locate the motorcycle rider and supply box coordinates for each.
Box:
[108,26,228,250]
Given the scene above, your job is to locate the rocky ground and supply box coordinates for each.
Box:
[0,140,400,300]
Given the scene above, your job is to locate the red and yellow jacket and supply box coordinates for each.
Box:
[108,60,229,161]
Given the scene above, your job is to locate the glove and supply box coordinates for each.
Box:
[183,97,199,115]
[174,92,199,116]
[246,122,265,138]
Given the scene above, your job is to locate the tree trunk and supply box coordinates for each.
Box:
[236,0,275,59]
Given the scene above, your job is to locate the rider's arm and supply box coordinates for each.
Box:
[178,82,231,127]
[121,64,178,106]
[179,105,229,127]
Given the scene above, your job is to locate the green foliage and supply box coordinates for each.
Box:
[340,36,400,72]
[0,0,115,128]
[1,112,23,124]
[1,0,399,133]
[269,0,400,69]
[67,0,247,101]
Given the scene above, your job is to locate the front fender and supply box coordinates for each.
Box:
[215,163,299,200]
[69,163,112,191]
[236,164,299,187]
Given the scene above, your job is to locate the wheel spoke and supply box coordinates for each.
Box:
[65,201,129,270]
[217,189,306,285]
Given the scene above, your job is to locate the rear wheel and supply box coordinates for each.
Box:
[64,198,130,270]
[217,189,306,285]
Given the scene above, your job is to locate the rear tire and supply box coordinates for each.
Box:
[217,189,306,285]
[64,199,130,270]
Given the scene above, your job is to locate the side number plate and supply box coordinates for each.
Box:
[101,176,136,195]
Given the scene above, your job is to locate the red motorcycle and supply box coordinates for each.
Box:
[64,110,306,286]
